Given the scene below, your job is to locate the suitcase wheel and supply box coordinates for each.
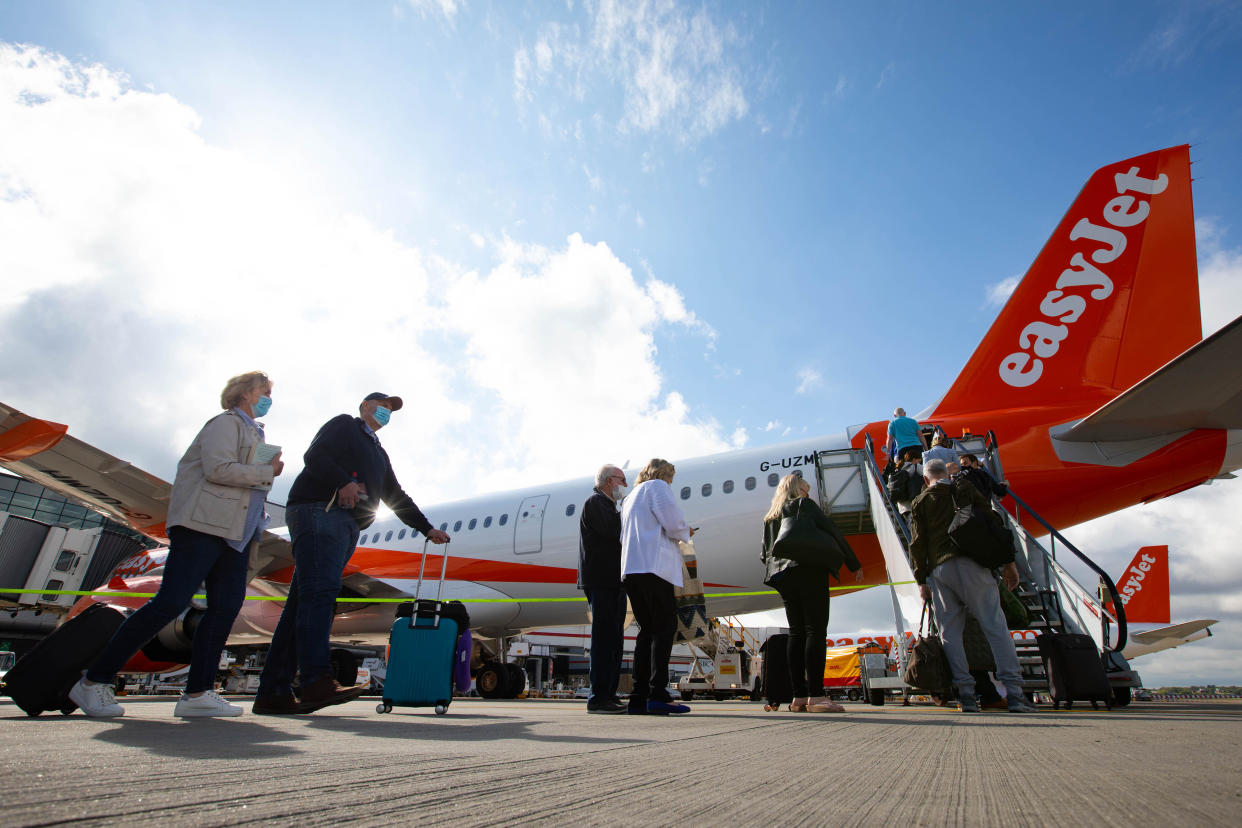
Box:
[376,702,392,714]
[60,703,77,716]
[435,704,448,715]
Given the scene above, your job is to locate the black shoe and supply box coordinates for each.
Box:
[297,675,366,713]
[587,699,627,714]
[253,691,300,715]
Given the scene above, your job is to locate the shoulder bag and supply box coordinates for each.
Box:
[946,485,1014,569]
[769,499,846,572]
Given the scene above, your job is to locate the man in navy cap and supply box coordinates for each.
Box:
[255,392,450,714]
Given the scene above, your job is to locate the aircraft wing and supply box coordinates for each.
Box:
[0,400,296,578]
[1122,619,1218,660]
[1058,315,1242,442]
[0,401,172,536]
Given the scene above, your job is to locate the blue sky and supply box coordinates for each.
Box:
[2,1,1241,685]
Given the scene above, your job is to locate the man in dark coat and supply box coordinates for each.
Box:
[578,464,628,713]
[254,392,450,715]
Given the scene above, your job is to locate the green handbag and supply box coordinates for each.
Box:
[998,581,1029,630]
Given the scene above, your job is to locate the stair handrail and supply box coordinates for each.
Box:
[860,433,913,546]
[979,430,1128,653]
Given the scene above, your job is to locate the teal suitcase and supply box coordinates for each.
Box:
[377,540,470,715]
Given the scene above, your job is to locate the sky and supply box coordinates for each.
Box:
[2,1,1241,686]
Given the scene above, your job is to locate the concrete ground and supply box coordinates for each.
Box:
[1,696,1239,826]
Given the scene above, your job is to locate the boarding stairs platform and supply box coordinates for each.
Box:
[809,431,1140,705]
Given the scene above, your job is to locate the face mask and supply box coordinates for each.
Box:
[373,405,391,426]
[612,484,629,501]
[253,395,272,418]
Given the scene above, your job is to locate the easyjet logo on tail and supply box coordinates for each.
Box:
[1109,545,1170,624]
[999,167,1169,388]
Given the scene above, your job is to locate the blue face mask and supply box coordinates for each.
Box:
[373,405,391,426]
[253,395,272,417]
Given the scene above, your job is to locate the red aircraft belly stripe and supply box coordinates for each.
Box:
[262,548,742,589]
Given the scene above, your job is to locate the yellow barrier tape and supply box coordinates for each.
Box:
[0,581,917,605]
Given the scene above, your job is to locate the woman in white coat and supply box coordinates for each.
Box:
[620,458,694,715]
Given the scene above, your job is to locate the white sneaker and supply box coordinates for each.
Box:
[175,690,243,718]
[69,678,124,718]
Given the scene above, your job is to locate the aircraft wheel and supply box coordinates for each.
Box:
[435,704,448,715]
[1112,687,1132,707]
[504,663,526,698]
[476,662,509,699]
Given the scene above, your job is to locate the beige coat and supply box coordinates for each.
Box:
[165,410,274,542]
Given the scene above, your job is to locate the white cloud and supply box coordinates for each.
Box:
[513,0,749,144]
[403,0,462,22]
[795,367,822,395]
[0,43,732,505]
[985,274,1021,308]
[1196,217,1242,335]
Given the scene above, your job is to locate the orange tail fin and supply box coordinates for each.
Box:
[1110,545,1171,624]
[933,146,1200,419]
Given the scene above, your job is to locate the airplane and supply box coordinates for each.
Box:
[0,143,1236,697]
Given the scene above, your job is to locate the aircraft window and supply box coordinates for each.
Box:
[680,487,691,500]
[453,520,463,532]
[745,476,756,491]
[484,516,492,528]
[398,529,406,539]
[439,522,448,532]
[566,504,575,517]
[499,514,509,526]
[468,518,477,530]
[384,531,393,541]
[723,480,734,494]
[767,473,779,487]
[701,483,712,497]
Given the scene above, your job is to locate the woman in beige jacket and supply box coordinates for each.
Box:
[69,371,284,718]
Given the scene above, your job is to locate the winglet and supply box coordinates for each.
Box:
[0,418,68,462]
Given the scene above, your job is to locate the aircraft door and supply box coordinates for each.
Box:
[513,494,549,555]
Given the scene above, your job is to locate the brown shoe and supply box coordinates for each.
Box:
[252,692,301,715]
[297,675,366,713]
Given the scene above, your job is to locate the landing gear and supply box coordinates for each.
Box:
[504,663,526,697]
[330,649,359,689]
[475,662,509,699]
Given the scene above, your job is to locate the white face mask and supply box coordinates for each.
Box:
[612,483,629,501]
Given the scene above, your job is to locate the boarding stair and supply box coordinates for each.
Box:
[811,430,1139,704]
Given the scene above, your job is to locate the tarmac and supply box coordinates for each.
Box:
[2,696,1240,827]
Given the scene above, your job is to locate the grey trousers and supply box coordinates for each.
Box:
[927,555,1024,698]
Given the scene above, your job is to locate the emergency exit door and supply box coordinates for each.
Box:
[513,494,549,555]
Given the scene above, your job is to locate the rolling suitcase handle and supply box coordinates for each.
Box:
[413,537,450,601]
[410,537,451,629]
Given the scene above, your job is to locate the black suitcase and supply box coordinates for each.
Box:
[1036,632,1112,710]
[760,633,793,711]
[1,603,126,717]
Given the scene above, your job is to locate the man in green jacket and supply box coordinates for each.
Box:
[909,459,1036,713]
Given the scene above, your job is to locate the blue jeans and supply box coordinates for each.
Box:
[927,555,1024,699]
[87,526,248,693]
[584,586,627,704]
[258,503,359,695]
